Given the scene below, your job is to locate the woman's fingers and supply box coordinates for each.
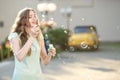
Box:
[48,48,56,56]
[29,25,40,37]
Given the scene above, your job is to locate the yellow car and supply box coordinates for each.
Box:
[68,25,99,50]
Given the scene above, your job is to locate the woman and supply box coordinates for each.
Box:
[8,8,56,80]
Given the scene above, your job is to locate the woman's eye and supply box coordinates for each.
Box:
[29,16,32,18]
[33,15,36,18]
[29,16,36,19]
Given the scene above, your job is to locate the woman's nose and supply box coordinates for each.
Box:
[33,18,36,21]
[32,17,36,20]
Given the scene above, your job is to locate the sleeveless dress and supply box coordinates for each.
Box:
[8,32,44,80]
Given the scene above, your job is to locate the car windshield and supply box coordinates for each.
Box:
[75,27,90,33]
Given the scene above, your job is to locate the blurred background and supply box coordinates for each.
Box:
[0,0,120,42]
[0,0,120,80]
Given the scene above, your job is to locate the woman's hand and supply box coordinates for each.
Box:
[29,25,40,38]
[48,48,56,57]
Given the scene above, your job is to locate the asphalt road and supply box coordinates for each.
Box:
[0,43,120,80]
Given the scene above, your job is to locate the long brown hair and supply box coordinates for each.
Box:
[10,8,40,56]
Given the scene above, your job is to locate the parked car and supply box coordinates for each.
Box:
[68,25,99,50]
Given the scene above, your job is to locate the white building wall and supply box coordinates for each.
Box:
[0,0,120,42]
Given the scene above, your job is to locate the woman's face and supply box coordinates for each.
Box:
[28,10,37,27]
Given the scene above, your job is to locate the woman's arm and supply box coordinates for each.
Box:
[10,24,40,62]
[11,36,35,62]
[40,38,52,65]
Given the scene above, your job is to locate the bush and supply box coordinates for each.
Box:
[47,28,68,52]
[0,38,12,61]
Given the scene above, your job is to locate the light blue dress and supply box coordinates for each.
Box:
[8,32,44,80]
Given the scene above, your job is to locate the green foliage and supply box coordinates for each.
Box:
[0,37,13,61]
[47,28,68,51]
[0,39,9,61]
[2,42,8,58]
